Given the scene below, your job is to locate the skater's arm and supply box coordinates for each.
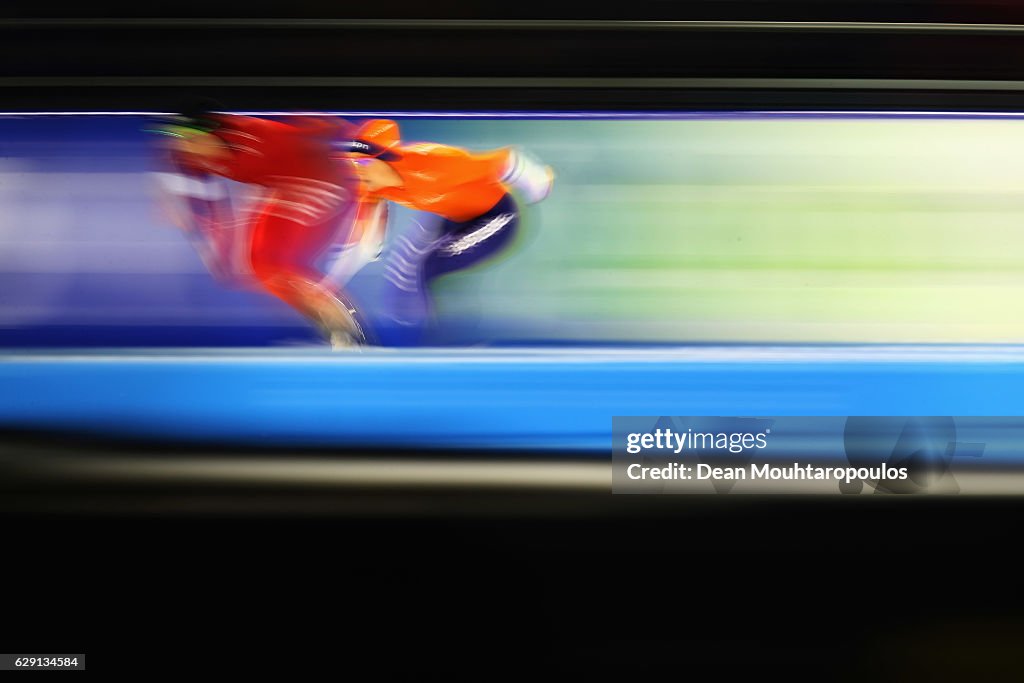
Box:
[409,144,513,188]
[413,144,554,202]
[152,148,245,284]
[151,170,221,232]
[152,150,229,231]
[325,198,388,286]
[353,197,388,256]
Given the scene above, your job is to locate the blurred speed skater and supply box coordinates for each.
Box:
[152,108,378,349]
[338,119,554,343]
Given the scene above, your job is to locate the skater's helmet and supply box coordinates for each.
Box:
[336,119,402,161]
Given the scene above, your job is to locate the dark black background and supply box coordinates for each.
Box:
[4,4,1024,678]
[7,489,1024,678]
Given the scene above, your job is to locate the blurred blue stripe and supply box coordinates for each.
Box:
[3,349,1024,452]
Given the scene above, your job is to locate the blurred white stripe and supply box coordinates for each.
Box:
[45,456,612,490]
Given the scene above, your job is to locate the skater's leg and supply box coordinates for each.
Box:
[423,196,520,283]
[249,203,365,345]
[377,215,444,328]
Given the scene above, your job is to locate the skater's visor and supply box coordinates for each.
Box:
[335,137,399,162]
[335,138,402,161]
[147,121,217,140]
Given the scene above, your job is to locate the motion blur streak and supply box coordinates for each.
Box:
[5,454,609,490]
[8,113,1024,346]
[5,347,1024,451]
[3,448,1024,508]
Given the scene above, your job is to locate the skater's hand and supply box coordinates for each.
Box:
[502,148,554,204]
[150,172,198,231]
[149,168,228,233]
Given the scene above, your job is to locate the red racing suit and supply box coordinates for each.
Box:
[170,115,360,316]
